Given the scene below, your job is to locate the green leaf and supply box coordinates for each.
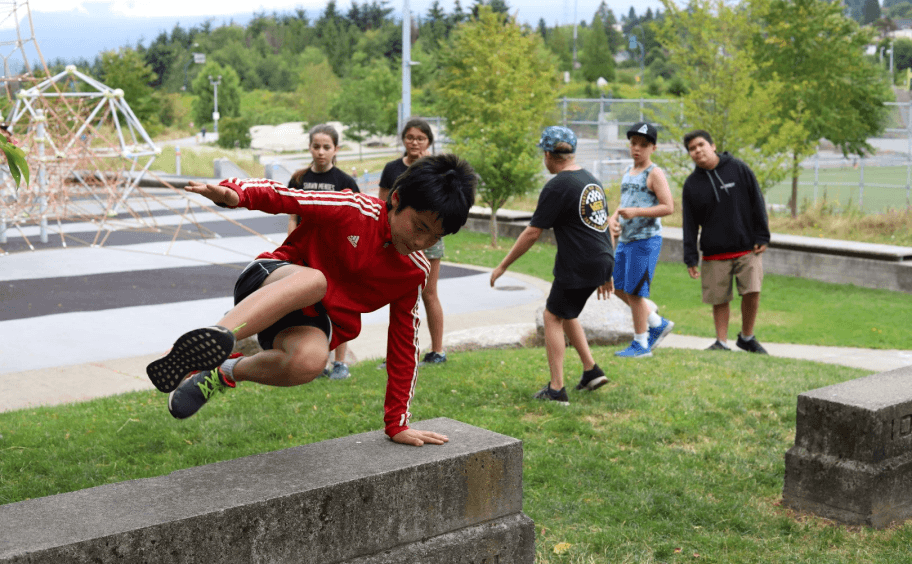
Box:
[0,139,29,190]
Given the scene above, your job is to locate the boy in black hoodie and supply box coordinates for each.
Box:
[681,130,770,354]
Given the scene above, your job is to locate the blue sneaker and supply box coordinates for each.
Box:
[615,341,653,358]
[329,361,351,380]
[647,318,674,350]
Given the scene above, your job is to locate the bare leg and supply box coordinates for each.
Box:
[334,342,348,363]
[543,309,567,391]
[741,292,761,336]
[616,290,649,334]
[563,317,595,372]
[233,326,330,386]
[712,302,730,342]
[217,265,326,341]
[422,259,444,353]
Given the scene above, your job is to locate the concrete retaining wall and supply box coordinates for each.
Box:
[0,418,534,563]
[464,214,912,294]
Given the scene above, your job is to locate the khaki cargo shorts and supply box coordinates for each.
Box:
[701,252,763,305]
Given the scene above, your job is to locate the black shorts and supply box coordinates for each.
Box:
[545,281,598,320]
[234,259,332,350]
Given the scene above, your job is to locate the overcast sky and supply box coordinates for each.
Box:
[26,0,662,27]
[0,0,663,63]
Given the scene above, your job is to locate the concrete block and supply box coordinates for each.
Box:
[0,418,533,563]
[782,365,912,528]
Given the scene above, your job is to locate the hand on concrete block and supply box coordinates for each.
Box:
[392,428,450,446]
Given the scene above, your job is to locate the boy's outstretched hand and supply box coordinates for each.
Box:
[392,428,449,447]
[185,180,240,208]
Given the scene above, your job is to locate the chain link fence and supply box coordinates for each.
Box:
[556,97,912,213]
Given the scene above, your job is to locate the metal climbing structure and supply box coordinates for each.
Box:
[0,1,275,256]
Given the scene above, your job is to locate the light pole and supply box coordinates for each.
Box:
[628,25,646,86]
[399,0,420,134]
[208,74,221,134]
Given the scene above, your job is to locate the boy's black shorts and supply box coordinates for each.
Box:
[545,280,599,320]
[234,259,332,350]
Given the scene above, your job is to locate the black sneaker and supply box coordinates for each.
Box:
[533,384,569,405]
[168,360,238,419]
[575,364,608,391]
[147,325,236,393]
[419,351,447,366]
[737,333,769,354]
[707,340,731,351]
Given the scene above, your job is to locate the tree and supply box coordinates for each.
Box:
[191,62,242,130]
[217,116,253,149]
[437,6,558,246]
[892,37,912,72]
[864,0,883,24]
[752,0,893,216]
[296,48,341,126]
[579,13,615,82]
[655,0,795,193]
[100,47,162,132]
[330,59,398,160]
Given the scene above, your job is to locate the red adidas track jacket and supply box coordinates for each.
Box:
[220,178,430,439]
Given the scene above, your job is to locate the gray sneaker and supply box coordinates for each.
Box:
[419,351,447,366]
[533,384,569,405]
[329,361,350,380]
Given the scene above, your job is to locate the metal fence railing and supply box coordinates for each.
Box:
[556,97,912,212]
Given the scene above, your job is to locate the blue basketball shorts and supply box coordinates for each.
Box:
[613,235,662,298]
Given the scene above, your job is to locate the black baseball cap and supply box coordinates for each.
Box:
[627,122,658,145]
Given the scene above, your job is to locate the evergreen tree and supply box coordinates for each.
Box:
[191,62,242,129]
[580,14,615,82]
[864,0,883,23]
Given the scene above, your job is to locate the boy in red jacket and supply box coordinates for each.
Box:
[147,154,476,447]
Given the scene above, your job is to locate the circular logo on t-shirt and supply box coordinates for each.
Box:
[579,184,609,231]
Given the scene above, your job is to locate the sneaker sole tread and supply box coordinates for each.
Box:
[147,326,234,393]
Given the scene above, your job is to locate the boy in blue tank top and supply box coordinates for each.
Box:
[609,122,675,358]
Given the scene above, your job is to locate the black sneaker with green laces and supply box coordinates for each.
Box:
[168,363,237,419]
[533,384,569,405]
[147,325,236,393]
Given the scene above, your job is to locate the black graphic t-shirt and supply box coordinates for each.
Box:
[288,167,360,193]
[530,168,614,287]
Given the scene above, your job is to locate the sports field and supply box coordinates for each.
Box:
[765,164,912,213]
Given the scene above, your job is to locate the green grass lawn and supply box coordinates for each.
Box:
[3,227,912,561]
[766,165,912,214]
[446,230,912,350]
[2,349,910,562]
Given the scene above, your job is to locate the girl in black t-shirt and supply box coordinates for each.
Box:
[287,123,360,232]
[378,119,448,365]
[287,123,361,380]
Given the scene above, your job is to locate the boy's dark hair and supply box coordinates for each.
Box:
[683,129,713,150]
[401,118,434,145]
[390,153,477,236]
